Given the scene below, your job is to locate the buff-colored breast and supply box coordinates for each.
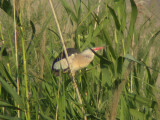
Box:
[70,54,94,72]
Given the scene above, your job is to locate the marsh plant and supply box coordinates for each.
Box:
[0,0,160,120]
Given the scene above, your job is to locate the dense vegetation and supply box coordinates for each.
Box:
[0,0,160,120]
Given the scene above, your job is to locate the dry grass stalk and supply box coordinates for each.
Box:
[109,64,132,120]
[48,0,87,119]
[94,0,101,30]
[13,0,20,118]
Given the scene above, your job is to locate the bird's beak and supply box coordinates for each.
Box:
[92,46,105,52]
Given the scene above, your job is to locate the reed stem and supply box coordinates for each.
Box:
[20,18,31,120]
[13,0,20,118]
[48,0,87,119]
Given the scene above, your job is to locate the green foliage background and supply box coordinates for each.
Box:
[0,0,160,120]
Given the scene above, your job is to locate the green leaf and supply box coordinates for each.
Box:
[0,77,24,109]
[117,56,124,75]
[124,54,160,72]
[0,101,13,107]
[124,54,141,64]
[120,96,130,120]
[0,115,20,120]
[101,67,112,87]
[0,0,12,16]
[81,24,93,50]
[127,93,156,107]
[0,62,17,88]
[93,18,108,38]
[143,30,160,61]
[121,55,130,76]
[60,0,78,22]
[118,0,126,31]
[107,5,120,31]
[126,0,138,53]
[130,108,144,119]
[39,104,53,120]
[78,3,99,27]
[76,0,81,24]
[26,13,52,57]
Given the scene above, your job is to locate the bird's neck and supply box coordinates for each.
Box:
[80,49,95,60]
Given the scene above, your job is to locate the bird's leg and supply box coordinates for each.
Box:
[72,79,78,89]
[70,71,77,89]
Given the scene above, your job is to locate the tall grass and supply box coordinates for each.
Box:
[0,0,160,120]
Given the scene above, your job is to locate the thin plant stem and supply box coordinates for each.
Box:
[94,0,101,30]
[55,76,61,120]
[55,105,59,120]
[131,34,134,93]
[13,0,20,118]
[0,23,5,114]
[20,15,31,120]
[48,0,87,119]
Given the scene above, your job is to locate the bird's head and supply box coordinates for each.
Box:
[80,46,105,61]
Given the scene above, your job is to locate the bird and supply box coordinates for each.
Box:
[52,47,104,75]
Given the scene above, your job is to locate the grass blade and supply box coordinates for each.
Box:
[0,77,24,109]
